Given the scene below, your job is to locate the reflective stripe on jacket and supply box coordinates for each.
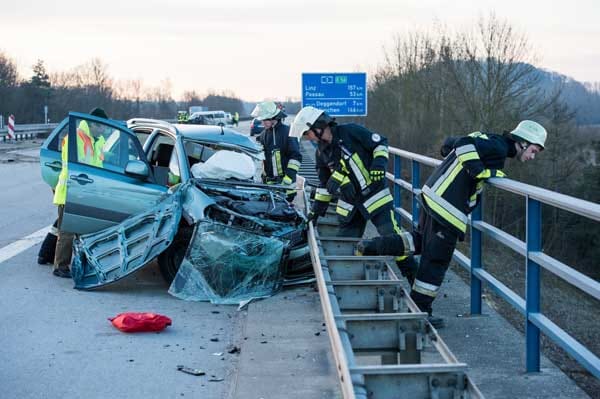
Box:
[258,122,302,183]
[316,123,391,219]
[420,132,515,239]
[53,121,104,205]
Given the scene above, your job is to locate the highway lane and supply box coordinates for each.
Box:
[0,120,338,399]
[0,142,243,399]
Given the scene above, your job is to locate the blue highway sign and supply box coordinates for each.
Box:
[302,73,367,116]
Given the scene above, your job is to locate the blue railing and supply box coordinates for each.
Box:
[388,146,600,379]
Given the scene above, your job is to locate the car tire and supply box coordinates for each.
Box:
[158,227,193,283]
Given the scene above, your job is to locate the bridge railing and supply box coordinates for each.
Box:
[388,146,600,379]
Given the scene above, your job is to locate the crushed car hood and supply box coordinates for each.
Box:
[70,179,306,304]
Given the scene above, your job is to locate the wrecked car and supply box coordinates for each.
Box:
[40,113,311,299]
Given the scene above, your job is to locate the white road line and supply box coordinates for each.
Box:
[0,225,51,264]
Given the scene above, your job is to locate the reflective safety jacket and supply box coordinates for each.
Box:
[314,123,391,221]
[258,122,302,185]
[420,132,516,239]
[53,121,105,205]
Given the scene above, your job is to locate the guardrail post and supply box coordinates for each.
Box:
[411,160,420,228]
[470,201,483,314]
[526,197,541,372]
[393,154,401,210]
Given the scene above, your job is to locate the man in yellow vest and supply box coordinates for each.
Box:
[52,108,107,278]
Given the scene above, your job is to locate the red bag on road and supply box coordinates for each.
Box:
[109,312,172,333]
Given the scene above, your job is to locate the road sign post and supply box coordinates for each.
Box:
[301,72,367,116]
[7,115,16,140]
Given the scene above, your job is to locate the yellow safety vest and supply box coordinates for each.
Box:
[53,121,104,205]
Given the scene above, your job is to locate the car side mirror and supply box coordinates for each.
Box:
[125,160,149,178]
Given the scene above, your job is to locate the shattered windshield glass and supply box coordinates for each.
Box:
[168,221,286,304]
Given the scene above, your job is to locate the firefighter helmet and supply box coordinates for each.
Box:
[510,120,547,149]
[289,106,334,139]
[251,101,286,121]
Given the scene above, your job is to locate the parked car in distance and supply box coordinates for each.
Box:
[250,118,264,136]
[189,111,228,126]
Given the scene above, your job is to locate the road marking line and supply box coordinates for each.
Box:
[0,225,51,264]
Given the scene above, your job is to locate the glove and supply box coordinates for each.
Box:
[475,169,505,179]
[370,168,386,183]
[282,175,293,186]
[306,211,319,225]
[311,199,329,217]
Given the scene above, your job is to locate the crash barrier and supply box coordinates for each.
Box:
[304,201,483,398]
[298,145,483,398]
[0,122,58,141]
[388,147,600,379]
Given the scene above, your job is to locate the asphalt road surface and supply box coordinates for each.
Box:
[0,121,338,399]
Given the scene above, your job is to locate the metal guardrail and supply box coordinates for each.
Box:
[0,123,58,141]
[298,143,483,398]
[388,147,600,379]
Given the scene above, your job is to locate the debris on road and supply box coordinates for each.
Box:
[176,365,205,376]
[108,312,172,333]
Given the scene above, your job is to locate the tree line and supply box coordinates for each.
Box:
[362,14,599,278]
[0,57,246,124]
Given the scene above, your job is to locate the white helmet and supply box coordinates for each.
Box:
[251,101,285,121]
[289,106,327,139]
[510,120,547,149]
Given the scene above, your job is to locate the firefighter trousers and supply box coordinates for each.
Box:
[410,210,458,314]
[337,203,400,238]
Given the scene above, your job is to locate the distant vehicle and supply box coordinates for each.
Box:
[189,111,228,127]
[188,105,208,115]
[250,118,264,136]
[188,114,208,125]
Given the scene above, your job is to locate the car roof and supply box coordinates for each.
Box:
[173,123,262,153]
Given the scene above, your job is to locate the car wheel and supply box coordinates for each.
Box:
[158,227,193,283]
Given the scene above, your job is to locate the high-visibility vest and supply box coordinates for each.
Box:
[53,121,104,205]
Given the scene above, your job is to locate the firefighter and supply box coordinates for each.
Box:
[290,106,414,259]
[358,120,548,328]
[252,101,302,202]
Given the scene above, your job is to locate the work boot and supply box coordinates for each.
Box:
[37,232,57,265]
[427,314,445,329]
[52,268,72,279]
[411,293,445,329]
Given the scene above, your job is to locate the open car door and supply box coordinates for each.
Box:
[61,112,167,234]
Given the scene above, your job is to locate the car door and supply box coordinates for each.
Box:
[40,118,69,189]
[61,112,168,234]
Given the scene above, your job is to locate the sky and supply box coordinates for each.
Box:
[1,0,599,102]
